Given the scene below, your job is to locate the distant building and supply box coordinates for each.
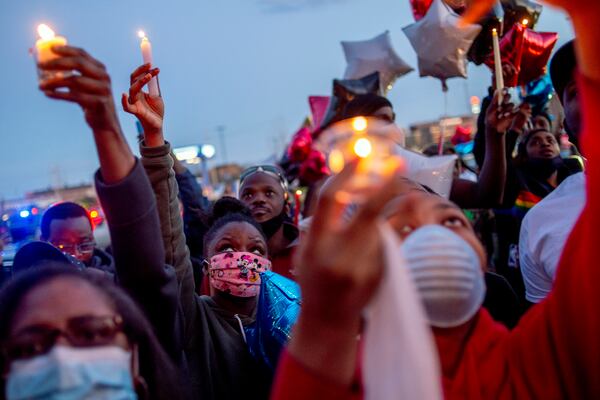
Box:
[406,115,477,152]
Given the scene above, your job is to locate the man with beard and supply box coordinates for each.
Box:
[239,165,298,279]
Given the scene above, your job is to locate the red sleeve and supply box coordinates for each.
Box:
[270,351,362,400]
[505,74,600,398]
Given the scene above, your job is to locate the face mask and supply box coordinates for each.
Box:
[260,210,286,239]
[526,156,563,180]
[6,345,137,400]
[401,225,486,328]
[208,252,271,297]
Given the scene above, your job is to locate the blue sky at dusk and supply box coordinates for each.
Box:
[0,0,573,198]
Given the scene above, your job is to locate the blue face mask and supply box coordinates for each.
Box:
[6,345,137,400]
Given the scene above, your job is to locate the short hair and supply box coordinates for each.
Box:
[40,202,92,239]
[0,264,185,399]
[203,197,266,257]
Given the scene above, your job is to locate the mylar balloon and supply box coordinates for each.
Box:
[467,1,505,65]
[410,0,466,21]
[451,125,473,145]
[502,0,543,31]
[245,271,301,371]
[342,31,413,93]
[484,23,558,86]
[287,127,312,163]
[299,149,330,185]
[308,96,331,133]
[318,72,381,133]
[520,74,554,115]
[403,0,481,91]
[411,0,433,21]
[398,146,457,199]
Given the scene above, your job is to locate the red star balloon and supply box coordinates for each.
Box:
[411,0,434,21]
[484,23,558,86]
[411,0,466,20]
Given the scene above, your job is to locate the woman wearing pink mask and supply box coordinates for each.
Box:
[116,65,276,399]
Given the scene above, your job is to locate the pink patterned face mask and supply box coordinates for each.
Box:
[208,252,271,297]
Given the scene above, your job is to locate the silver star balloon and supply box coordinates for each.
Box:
[341,31,414,93]
[403,0,481,90]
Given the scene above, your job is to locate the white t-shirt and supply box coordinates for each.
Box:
[519,173,586,303]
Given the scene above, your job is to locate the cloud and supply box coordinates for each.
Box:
[257,0,348,13]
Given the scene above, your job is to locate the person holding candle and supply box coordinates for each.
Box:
[271,0,600,398]
[121,61,296,398]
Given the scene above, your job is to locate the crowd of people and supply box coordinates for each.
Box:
[1,0,599,398]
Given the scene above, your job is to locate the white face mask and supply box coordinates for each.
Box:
[401,225,486,328]
[6,345,137,400]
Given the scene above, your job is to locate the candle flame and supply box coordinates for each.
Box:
[354,138,372,159]
[37,24,55,40]
[295,189,303,196]
[492,28,497,35]
[137,30,147,39]
[521,18,529,26]
[352,117,368,132]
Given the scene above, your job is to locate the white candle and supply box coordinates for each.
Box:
[492,28,504,103]
[138,30,160,96]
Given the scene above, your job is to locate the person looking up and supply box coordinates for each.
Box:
[40,202,114,274]
[238,166,298,279]
[119,62,281,398]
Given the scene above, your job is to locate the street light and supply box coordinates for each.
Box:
[173,145,216,190]
[200,144,216,160]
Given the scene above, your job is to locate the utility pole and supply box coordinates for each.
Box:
[216,125,228,164]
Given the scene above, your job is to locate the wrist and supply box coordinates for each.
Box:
[485,128,506,139]
[144,130,165,147]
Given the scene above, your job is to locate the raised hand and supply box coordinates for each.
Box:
[485,90,518,135]
[510,103,533,135]
[38,46,120,134]
[289,160,406,385]
[121,64,164,147]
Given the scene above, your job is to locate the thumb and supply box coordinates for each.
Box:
[121,93,135,114]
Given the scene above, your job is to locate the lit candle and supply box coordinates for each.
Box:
[35,24,67,80]
[294,190,302,226]
[492,28,504,103]
[138,30,160,96]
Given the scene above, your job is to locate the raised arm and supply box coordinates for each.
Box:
[38,47,182,363]
[122,64,199,340]
[450,92,515,208]
[496,2,600,397]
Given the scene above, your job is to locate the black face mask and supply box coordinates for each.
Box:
[260,210,286,239]
[526,156,563,180]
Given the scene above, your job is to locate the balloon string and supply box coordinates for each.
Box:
[439,90,449,156]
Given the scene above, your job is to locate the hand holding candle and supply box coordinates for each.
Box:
[138,30,160,97]
[34,24,68,81]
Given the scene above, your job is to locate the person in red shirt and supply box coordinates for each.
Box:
[272,1,600,399]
